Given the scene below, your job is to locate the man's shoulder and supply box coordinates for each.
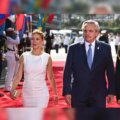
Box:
[97,41,110,48]
[69,42,84,49]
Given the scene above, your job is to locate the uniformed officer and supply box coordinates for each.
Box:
[5,28,20,92]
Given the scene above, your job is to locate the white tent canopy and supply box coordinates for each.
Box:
[59,30,72,35]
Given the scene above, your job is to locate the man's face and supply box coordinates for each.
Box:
[83,23,99,43]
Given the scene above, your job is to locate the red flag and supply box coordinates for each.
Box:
[41,0,51,10]
[47,13,54,24]
[0,0,10,14]
[15,14,25,31]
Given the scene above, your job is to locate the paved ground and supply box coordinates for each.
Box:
[51,48,67,61]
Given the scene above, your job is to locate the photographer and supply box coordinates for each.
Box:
[4,28,20,92]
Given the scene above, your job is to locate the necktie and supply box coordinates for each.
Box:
[87,44,92,69]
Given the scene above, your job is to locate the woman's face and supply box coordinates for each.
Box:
[31,33,44,50]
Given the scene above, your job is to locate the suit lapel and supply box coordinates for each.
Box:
[91,41,101,70]
[81,43,89,69]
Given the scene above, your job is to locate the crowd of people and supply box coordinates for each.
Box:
[0,19,120,110]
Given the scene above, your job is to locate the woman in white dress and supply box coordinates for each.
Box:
[10,29,58,107]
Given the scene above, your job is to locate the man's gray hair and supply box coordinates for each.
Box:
[81,20,100,31]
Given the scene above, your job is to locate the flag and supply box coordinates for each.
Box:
[41,0,51,10]
[41,14,47,32]
[38,26,42,31]
[41,22,46,32]
[0,14,9,26]
[36,14,47,32]
[10,0,19,13]
[27,15,32,25]
[19,16,27,40]
[34,0,41,12]
[42,15,47,23]
[36,14,44,29]
[47,13,54,24]
[27,15,32,31]
[8,14,16,23]
[34,0,41,7]
[15,14,25,31]
[0,0,10,14]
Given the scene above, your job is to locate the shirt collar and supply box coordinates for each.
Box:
[85,40,95,48]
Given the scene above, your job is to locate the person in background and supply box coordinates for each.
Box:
[63,35,70,53]
[115,33,120,54]
[74,33,84,44]
[25,31,31,51]
[4,28,20,92]
[99,30,109,44]
[54,35,61,53]
[45,29,54,54]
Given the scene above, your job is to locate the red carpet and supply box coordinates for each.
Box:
[0,61,120,108]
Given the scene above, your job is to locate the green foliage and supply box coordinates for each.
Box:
[62,14,120,33]
[101,27,120,34]
[64,2,89,13]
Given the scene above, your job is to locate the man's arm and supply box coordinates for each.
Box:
[63,46,73,96]
[106,45,115,103]
[7,36,20,45]
[106,45,115,94]
[115,50,120,102]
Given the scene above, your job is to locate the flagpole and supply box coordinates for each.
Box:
[26,14,30,32]
[30,15,32,32]
[14,14,17,31]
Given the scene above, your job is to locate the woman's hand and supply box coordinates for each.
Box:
[10,90,17,100]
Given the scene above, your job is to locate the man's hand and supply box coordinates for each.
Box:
[106,94,114,104]
[64,94,71,105]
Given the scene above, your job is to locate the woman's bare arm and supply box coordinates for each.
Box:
[11,55,24,91]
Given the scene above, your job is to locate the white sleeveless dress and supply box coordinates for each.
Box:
[22,52,50,107]
[7,108,44,120]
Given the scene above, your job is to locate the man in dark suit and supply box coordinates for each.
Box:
[63,20,115,108]
[99,31,109,44]
[115,45,120,104]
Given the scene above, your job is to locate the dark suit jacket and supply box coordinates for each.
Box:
[115,47,120,100]
[63,41,115,107]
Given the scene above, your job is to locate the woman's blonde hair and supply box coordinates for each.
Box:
[32,29,45,40]
[32,29,45,51]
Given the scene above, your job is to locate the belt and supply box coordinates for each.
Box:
[7,48,15,51]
